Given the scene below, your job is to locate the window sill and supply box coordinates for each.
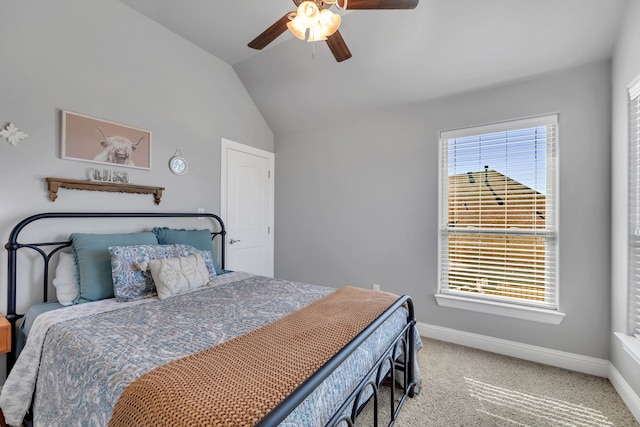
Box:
[615,332,640,365]
[434,293,565,324]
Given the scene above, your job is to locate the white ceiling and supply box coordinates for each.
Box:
[118,0,627,135]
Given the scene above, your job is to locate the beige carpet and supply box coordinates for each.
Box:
[357,338,639,426]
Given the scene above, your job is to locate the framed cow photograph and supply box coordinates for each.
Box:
[61,110,151,170]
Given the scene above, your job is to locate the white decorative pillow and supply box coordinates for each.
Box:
[138,253,210,300]
[52,252,79,306]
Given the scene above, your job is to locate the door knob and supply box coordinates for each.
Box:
[229,239,241,245]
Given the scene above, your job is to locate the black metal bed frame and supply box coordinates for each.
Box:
[4,212,417,427]
[260,295,417,426]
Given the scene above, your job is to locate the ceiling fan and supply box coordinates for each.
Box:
[248,0,419,62]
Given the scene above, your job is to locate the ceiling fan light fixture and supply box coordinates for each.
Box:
[287,16,307,40]
[286,3,340,42]
[296,1,320,27]
[307,23,327,42]
[319,9,341,36]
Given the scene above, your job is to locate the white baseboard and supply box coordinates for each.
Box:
[416,322,609,377]
[417,322,640,422]
[609,363,640,422]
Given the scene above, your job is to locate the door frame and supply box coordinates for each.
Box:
[220,138,275,275]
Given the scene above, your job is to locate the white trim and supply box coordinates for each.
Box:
[609,361,640,423]
[434,293,565,324]
[439,115,559,312]
[416,322,607,377]
[612,333,640,422]
[629,73,640,100]
[615,332,640,365]
[440,113,558,140]
[629,87,640,338]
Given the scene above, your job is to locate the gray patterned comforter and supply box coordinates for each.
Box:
[0,272,421,426]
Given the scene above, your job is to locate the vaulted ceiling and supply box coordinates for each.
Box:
[118,0,627,135]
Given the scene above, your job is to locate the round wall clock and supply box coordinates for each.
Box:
[169,154,188,175]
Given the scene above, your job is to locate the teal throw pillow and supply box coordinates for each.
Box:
[70,232,158,303]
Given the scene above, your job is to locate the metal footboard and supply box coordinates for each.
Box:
[257,295,417,427]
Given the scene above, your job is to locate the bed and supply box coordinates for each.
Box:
[0,212,421,427]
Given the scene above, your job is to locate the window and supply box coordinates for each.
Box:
[629,79,640,339]
[439,115,558,313]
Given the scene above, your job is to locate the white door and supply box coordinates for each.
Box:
[221,138,274,277]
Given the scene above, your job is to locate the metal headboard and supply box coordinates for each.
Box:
[4,212,226,373]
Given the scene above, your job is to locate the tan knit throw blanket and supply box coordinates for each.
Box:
[108,286,400,427]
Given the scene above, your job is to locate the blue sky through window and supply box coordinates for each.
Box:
[448,126,548,195]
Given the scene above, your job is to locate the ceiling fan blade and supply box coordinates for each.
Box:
[325,30,352,62]
[248,13,292,50]
[340,0,419,9]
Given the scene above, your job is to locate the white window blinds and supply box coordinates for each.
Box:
[629,79,640,338]
[440,115,558,308]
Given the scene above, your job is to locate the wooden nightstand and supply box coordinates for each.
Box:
[0,315,11,354]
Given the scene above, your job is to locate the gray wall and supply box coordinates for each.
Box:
[611,0,640,400]
[0,0,273,312]
[275,60,611,359]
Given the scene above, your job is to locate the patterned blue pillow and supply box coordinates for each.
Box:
[109,244,217,302]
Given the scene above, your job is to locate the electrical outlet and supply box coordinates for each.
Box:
[372,284,380,291]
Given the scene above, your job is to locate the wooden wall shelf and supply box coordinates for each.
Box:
[46,178,164,205]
